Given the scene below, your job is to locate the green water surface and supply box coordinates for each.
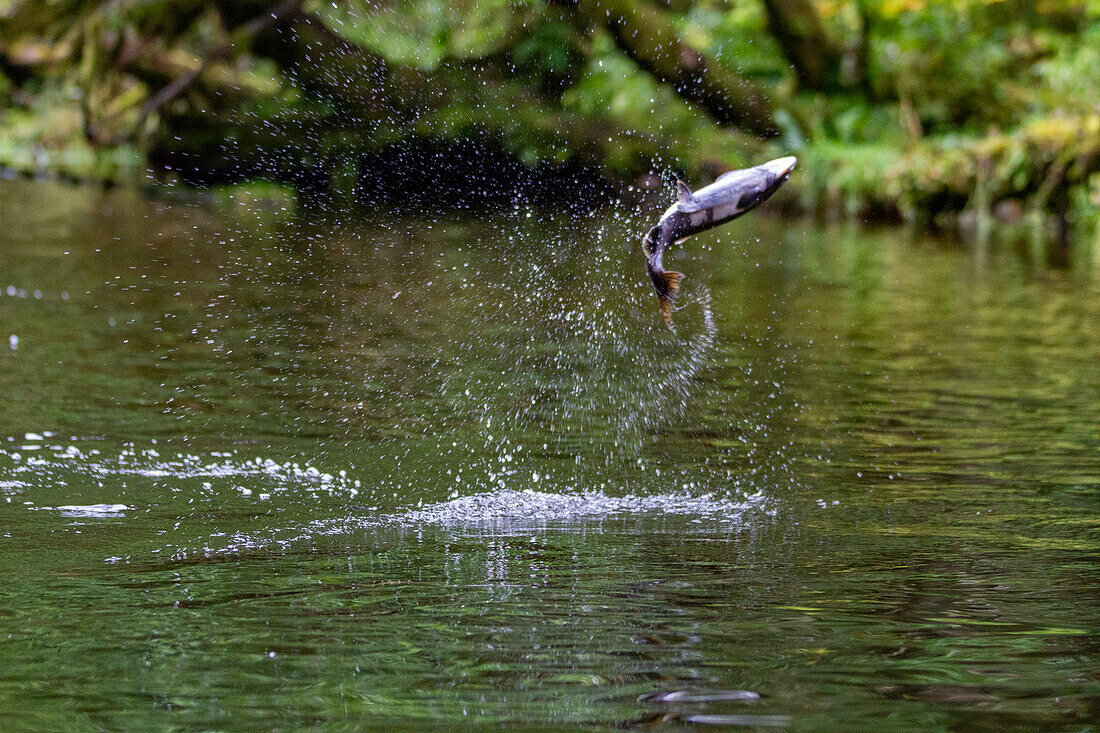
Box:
[0,180,1097,730]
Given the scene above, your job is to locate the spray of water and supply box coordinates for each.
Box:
[0,186,787,559]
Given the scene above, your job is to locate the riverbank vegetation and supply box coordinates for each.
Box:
[0,0,1097,240]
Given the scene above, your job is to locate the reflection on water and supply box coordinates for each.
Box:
[0,180,1097,730]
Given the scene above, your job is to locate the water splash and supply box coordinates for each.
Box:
[192,202,741,508]
[397,487,764,527]
[429,205,723,501]
[0,201,786,563]
[209,484,771,559]
[0,440,361,502]
[45,504,131,518]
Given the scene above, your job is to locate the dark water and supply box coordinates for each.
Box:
[1,180,1097,730]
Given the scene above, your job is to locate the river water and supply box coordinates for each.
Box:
[1,180,1097,729]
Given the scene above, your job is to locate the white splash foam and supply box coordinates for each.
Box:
[201,487,771,559]
[0,440,360,499]
[397,488,763,526]
[49,503,131,518]
[0,437,774,560]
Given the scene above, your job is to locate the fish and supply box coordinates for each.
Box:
[642,156,797,326]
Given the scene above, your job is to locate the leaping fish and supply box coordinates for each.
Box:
[642,156,797,326]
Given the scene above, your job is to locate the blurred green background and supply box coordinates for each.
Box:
[0,0,1097,238]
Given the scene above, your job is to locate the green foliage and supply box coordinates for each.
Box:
[774,0,1100,228]
[789,112,1100,225]
[312,0,525,70]
[562,34,754,176]
[869,4,1054,130]
[0,0,1095,232]
[0,78,143,180]
[510,19,586,95]
[689,1,786,85]
[1030,22,1100,117]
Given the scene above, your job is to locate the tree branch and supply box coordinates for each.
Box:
[574,0,777,137]
[759,0,844,91]
[85,0,302,146]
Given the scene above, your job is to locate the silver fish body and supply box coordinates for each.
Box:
[642,156,797,325]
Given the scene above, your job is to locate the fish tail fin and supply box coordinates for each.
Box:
[664,270,684,295]
[658,295,674,327]
[653,270,684,327]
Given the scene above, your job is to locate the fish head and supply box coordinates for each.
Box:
[761,156,797,184]
[717,155,797,215]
